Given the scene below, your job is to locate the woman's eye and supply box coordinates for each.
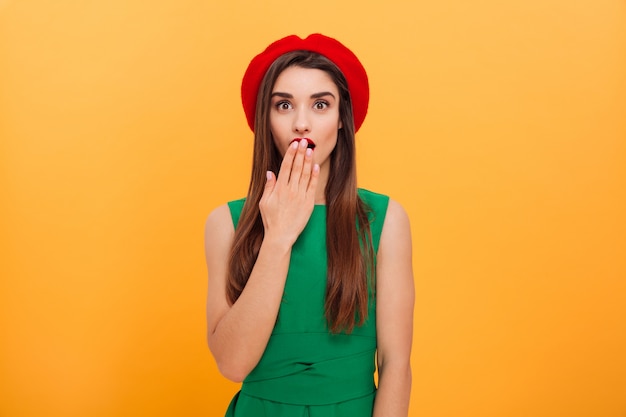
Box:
[276,101,292,110]
[314,101,329,110]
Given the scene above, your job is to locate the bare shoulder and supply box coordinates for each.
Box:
[204,204,235,249]
[205,203,233,229]
[380,198,412,252]
[204,203,235,282]
[384,198,411,228]
[377,198,413,288]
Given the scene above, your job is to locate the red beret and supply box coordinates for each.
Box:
[241,33,369,133]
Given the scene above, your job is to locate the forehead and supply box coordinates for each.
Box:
[272,66,339,95]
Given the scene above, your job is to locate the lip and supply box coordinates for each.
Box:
[290,137,316,149]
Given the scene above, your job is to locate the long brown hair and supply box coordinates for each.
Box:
[227,51,374,333]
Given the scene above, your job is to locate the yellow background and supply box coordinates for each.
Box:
[1,0,625,416]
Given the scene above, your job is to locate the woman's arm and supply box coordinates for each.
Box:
[204,205,293,382]
[373,199,415,416]
[205,139,319,382]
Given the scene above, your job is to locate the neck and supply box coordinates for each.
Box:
[315,162,330,204]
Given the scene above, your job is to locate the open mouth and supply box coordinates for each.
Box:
[290,138,316,149]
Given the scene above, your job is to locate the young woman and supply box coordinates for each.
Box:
[205,33,414,416]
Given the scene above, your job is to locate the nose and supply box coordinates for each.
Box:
[292,108,311,134]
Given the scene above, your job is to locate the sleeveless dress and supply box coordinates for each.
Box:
[225,188,389,417]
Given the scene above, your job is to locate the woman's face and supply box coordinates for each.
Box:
[269,66,342,174]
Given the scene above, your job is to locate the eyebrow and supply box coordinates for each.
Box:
[271,91,336,100]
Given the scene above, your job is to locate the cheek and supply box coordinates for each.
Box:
[270,117,288,140]
[323,119,341,140]
[270,134,284,156]
[269,113,282,135]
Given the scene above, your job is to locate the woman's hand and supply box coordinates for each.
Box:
[259,138,320,246]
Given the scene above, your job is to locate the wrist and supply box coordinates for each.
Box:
[261,233,295,254]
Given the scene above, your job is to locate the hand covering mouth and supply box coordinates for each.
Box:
[289,138,316,149]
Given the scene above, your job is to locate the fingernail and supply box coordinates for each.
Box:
[291,141,298,149]
[313,164,320,173]
[306,148,312,157]
[300,139,307,148]
[266,171,272,180]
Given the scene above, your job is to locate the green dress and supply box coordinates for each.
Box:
[225,188,389,417]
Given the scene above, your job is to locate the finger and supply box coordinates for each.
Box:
[289,138,308,189]
[259,170,276,207]
[299,147,313,188]
[307,163,320,197]
[276,140,299,185]
[265,170,276,191]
